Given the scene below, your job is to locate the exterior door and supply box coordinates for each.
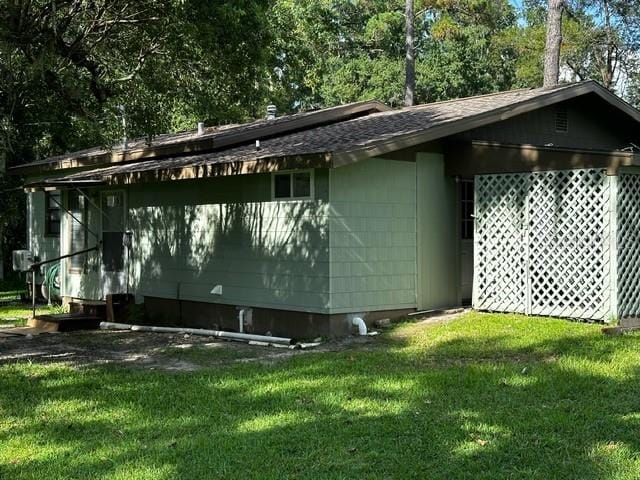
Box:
[100,191,127,298]
[460,179,474,304]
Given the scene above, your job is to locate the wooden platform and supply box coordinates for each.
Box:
[28,313,102,332]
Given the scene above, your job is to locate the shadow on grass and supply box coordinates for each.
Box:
[1,316,639,479]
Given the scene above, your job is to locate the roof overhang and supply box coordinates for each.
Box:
[10,100,389,176]
[14,81,640,185]
[25,152,332,190]
[445,141,640,176]
[23,179,107,192]
[331,81,640,166]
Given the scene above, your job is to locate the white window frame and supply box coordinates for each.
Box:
[67,190,89,274]
[271,169,314,201]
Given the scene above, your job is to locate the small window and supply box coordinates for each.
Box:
[272,171,313,200]
[68,191,88,272]
[460,180,474,240]
[45,192,61,236]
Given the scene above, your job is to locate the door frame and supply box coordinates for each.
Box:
[99,189,128,298]
[458,178,474,305]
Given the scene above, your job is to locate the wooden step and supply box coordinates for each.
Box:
[28,313,102,332]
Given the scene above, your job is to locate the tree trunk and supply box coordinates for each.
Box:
[543,0,565,87]
[404,0,415,106]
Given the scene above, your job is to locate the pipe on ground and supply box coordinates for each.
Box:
[99,322,292,345]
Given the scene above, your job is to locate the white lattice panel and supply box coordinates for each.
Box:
[474,169,612,321]
[617,173,640,318]
[527,170,610,319]
[474,173,528,313]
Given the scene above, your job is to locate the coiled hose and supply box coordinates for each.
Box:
[41,262,61,303]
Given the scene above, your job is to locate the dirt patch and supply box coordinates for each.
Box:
[0,328,380,371]
[387,309,468,340]
[0,310,465,371]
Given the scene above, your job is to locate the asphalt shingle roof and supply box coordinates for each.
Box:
[30,80,640,185]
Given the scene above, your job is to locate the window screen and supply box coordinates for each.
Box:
[274,173,291,198]
[45,192,61,236]
[460,180,474,240]
[101,192,125,272]
[102,232,124,272]
[68,192,88,271]
[273,171,313,199]
[293,172,311,197]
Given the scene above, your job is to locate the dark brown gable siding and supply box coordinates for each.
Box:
[451,94,639,152]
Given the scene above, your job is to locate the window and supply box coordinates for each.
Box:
[45,192,61,236]
[460,179,474,240]
[273,171,313,200]
[68,191,88,272]
[101,192,125,272]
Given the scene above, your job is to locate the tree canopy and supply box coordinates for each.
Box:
[0,0,639,272]
[0,0,273,165]
[1,0,639,168]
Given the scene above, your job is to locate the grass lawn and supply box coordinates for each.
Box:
[0,281,62,327]
[2,312,640,479]
[0,303,63,327]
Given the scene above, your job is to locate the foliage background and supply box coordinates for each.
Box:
[0,0,638,275]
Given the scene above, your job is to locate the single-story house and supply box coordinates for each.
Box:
[11,80,640,337]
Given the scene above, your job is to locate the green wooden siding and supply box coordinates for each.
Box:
[416,152,459,310]
[328,158,417,313]
[126,171,330,312]
[50,155,459,315]
[27,191,60,264]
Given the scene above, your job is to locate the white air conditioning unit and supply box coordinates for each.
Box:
[12,250,33,272]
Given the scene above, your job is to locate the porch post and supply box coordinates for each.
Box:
[607,173,618,322]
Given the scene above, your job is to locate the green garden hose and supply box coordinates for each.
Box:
[41,262,61,302]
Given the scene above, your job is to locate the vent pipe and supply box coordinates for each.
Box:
[266,104,277,120]
[197,122,205,136]
[118,105,128,149]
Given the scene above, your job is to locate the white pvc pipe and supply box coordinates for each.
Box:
[238,308,245,333]
[352,316,367,336]
[99,322,292,345]
[100,321,131,330]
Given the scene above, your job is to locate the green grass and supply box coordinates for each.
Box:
[0,303,64,327]
[2,312,640,479]
[0,289,25,301]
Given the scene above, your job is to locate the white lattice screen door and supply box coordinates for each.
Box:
[617,172,640,319]
[474,169,611,321]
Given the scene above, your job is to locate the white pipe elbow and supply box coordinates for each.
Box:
[238,308,245,333]
[352,316,367,336]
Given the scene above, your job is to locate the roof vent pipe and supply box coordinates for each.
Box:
[197,122,205,136]
[118,104,128,150]
[266,104,277,120]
